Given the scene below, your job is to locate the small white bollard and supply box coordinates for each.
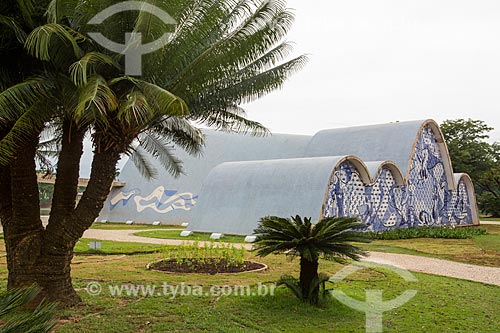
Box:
[180,230,193,237]
[126,220,134,225]
[89,241,102,250]
[181,222,189,227]
[210,233,224,240]
[244,235,257,243]
[152,221,161,226]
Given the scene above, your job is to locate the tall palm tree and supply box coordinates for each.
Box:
[0,0,307,305]
[253,215,370,304]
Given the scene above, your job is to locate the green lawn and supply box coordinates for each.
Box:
[481,217,500,222]
[75,239,162,255]
[358,224,500,267]
[134,229,247,243]
[90,222,184,230]
[0,239,499,332]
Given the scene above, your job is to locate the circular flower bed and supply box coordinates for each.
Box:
[147,258,267,274]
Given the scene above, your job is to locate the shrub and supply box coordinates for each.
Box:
[369,226,488,240]
[253,215,370,305]
[161,242,246,269]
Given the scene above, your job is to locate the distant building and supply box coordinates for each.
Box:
[99,119,479,235]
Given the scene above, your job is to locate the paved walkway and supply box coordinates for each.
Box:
[82,229,253,249]
[481,221,500,225]
[362,252,500,286]
[1,225,499,286]
[81,229,500,287]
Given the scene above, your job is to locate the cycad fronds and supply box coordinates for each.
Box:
[137,132,184,178]
[253,215,371,262]
[0,16,28,43]
[24,23,84,61]
[0,285,57,333]
[129,146,158,180]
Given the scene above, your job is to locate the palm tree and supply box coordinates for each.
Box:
[0,0,307,305]
[253,215,370,304]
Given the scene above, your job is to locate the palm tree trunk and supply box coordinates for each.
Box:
[70,145,122,238]
[5,137,44,289]
[47,120,84,229]
[2,125,124,306]
[39,133,122,306]
[300,257,319,304]
[0,129,13,276]
[2,125,85,306]
[38,122,86,306]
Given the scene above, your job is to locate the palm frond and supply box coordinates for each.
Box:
[74,74,118,128]
[69,52,120,87]
[46,0,78,24]
[128,146,158,180]
[0,15,28,43]
[276,275,302,299]
[0,100,56,165]
[15,0,35,27]
[0,284,57,333]
[193,105,269,136]
[151,117,204,156]
[135,80,190,118]
[0,77,53,123]
[111,77,189,119]
[24,23,84,61]
[137,132,184,178]
[116,90,153,128]
[253,215,370,261]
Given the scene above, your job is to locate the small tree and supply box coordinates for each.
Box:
[441,119,500,217]
[253,215,370,304]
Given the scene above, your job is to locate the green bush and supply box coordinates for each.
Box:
[370,226,488,240]
[161,242,246,268]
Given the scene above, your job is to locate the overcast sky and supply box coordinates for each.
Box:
[245,0,500,142]
[80,0,500,177]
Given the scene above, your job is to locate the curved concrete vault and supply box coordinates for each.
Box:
[99,119,479,235]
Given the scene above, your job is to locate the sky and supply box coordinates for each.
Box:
[244,0,500,142]
[81,0,500,177]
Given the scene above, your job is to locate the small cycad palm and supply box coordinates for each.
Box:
[253,215,371,304]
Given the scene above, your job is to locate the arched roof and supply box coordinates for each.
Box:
[454,173,480,225]
[364,161,405,186]
[101,130,311,224]
[304,119,455,189]
[189,156,369,235]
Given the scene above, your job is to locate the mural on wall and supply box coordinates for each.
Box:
[109,186,198,214]
[447,179,474,225]
[323,125,475,231]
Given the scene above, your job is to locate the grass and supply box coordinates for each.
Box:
[481,217,500,222]
[0,239,499,332]
[359,224,500,267]
[90,222,184,230]
[134,230,247,243]
[370,226,488,240]
[75,239,162,255]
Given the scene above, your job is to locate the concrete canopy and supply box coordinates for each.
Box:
[100,119,479,232]
[189,156,369,235]
[304,119,455,189]
[98,130,311,224]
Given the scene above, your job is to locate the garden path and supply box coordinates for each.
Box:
[80,228,500,287]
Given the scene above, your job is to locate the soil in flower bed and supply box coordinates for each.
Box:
[149,258,266,274]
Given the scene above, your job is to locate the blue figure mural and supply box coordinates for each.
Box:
[101,119,478,235]
[323,125,477,231]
